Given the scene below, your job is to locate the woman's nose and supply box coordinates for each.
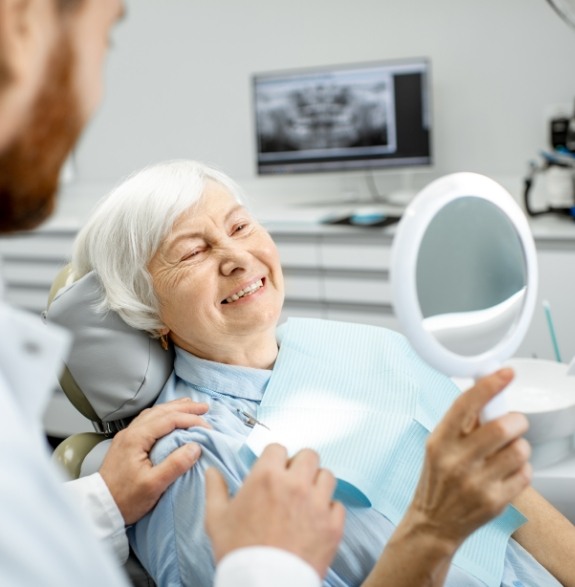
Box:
[219,246,251,276]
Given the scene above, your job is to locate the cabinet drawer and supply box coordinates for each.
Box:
[326,306,400,331]
[323,274,390,304]
[283,272,322,301]
[2,260,65,288]
[321,240,391,271]
[0,235,74,260]
[281,301,325,323]
[275,237,320,269]
[4,288,48,315]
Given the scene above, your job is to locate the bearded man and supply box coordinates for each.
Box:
[0,2,344,586]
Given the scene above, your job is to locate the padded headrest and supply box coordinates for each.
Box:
[46,268,173,423]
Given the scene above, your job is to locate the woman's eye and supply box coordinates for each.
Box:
[181,249,202,261]
[232,222,251,235]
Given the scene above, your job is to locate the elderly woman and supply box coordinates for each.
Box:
[71,160,574,587]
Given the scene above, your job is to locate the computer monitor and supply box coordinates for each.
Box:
[252,58,432,175]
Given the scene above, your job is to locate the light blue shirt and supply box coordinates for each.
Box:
[130,343,561,587]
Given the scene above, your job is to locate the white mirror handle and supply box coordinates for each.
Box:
[479,391,509,423]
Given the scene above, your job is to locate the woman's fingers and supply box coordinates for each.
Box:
[438,369,515,441]
[462,412,529,462]
[484,437,532,482]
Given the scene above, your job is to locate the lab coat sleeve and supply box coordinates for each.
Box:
[214,547,321,587]
[65,472,129,564]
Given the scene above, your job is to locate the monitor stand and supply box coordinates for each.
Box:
[385,188,418,206]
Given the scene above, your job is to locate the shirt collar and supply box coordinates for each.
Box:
[173,346,272,401]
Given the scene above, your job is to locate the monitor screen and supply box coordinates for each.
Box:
[252,58,432,175]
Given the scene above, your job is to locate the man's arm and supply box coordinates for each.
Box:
[205,444,345,584]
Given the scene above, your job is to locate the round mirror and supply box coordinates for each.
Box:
[391,172,538,420]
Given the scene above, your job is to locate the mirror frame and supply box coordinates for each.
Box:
[391,172,538,379]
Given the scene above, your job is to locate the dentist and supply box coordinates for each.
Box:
[0,1,341,585]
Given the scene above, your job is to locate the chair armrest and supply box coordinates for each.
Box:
[52,432,107,480]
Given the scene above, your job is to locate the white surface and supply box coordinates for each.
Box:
[503,357,575,467]
[506,358,575,413]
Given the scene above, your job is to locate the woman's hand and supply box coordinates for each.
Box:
[205,444,345,579]
[363,368,531,587]
[99,397,210,525]
[409,368,531,550]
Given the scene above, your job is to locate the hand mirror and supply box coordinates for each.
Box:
[390,172,538,421]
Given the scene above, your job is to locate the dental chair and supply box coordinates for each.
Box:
[45,264,174,586]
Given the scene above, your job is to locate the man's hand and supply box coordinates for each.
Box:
[99,397,210,525]
[205,444,345,579]
[409,368,531,550]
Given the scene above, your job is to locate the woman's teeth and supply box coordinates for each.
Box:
[225,279,263,303]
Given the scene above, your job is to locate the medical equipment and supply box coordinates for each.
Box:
[523,150,575,219]
[543,299,563,362]
[252,57,432,178]
[237,409,269,429]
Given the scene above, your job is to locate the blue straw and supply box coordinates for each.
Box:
[543,299,562,362]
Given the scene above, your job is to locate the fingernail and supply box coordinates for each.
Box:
[188,443,201,459]
[497,367,514,381]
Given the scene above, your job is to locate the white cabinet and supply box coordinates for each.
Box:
[270,225,398,330]
[0,226,93,437]
[0,228,75,315]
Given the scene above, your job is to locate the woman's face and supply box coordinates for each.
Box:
[148,181,285,361]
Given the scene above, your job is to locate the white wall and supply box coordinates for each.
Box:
[58,0,575,216]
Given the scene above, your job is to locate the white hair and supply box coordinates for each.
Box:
[71,160,246,335]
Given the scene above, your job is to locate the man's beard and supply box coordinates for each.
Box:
[0,32,83,233]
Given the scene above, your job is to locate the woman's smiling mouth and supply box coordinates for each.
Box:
[222,278,264,304]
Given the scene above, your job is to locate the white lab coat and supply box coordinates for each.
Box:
[0,300,319,587]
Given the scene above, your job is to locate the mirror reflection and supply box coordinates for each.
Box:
[416,196,527,356]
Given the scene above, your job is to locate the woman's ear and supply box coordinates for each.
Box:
[158,328,171,352]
